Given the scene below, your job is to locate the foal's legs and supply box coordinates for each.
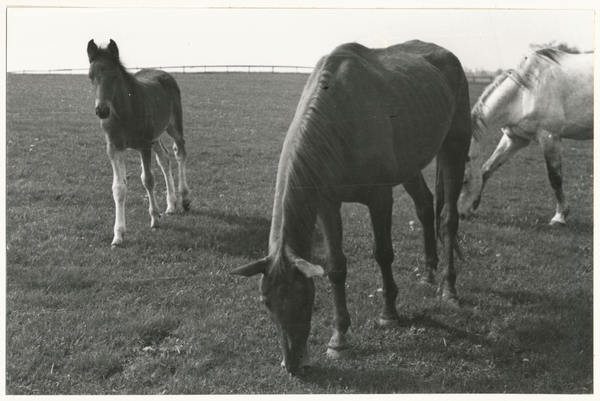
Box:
[539,131,569,225]
[166,125,191,210]
[319,202,352,359]
[366,187,401,326]
[139,147,161,229]
[402,173,438,284]
[152,140,177,214]
[107,144,127,247]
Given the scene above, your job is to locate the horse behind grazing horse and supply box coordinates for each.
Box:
[87,39,191,246]
[458,48,593,225]
[231,40,471,375]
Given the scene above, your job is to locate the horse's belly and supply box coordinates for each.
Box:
[560,124,593,140]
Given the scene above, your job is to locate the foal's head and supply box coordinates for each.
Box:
[87,39,124,120]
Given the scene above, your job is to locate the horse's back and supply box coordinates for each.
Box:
[135,69,181,97]
[133,69,183,137]
[305,41,469,190]
[530,52,593,139]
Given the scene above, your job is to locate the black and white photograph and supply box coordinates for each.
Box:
[3,0,596,395]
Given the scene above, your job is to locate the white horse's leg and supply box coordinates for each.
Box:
[166,125,191,210]
[139,148,161,229]
[107,144,127,247]
[539,131,569,225]
[480,128,531,188]
[152,140,177,214]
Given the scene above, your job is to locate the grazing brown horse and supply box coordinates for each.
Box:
[87,39,191,246]
[458,48,593,225]
[231,40,471,375]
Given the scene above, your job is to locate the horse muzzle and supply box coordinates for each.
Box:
[280,339,311,376]
[95,105,110,119]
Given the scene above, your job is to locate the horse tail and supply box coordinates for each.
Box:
[435,159,464,260]
[434,159,444,243]
[158,72,184,136]
[171,83,184,136]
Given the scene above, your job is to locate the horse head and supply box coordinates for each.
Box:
[87,39,122,120]
[231,245,325,375]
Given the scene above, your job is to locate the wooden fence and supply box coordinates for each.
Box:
[9,64,496,84]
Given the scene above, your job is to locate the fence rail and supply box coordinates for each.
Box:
[8,64,495,84]
[8,65,315,75]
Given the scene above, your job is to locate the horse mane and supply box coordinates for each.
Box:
[470,70,513,140]
[471,48,566,138]
[280,53,354,256]
[534,48,565,63]
[511,48,564,89]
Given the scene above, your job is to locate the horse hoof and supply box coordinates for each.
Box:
[442,296,460,308]
[327,347,352,360]
[182,199,191,211]
[378,317,401,327]
[549,220,566,227]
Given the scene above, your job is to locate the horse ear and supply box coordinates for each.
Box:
[294,258,326,278]
[87,39,99,62]
[107,39,119,60]
[283,244,325,278]
[230,258,269,277]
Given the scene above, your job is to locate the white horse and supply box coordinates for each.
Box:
[458,49,593,225]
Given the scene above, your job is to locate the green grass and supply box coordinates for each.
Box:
[6,73,593,394]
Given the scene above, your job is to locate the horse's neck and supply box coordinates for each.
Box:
[268,153,318,261]
[480,81,525,136]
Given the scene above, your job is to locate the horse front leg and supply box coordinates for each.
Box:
[319,202,352,359]
[139,147,161,229]
[107,144,127,247]
[480,127,531,192]
[152,140,177,214]
[402,173,438,284]
[367,187,401,326]
[539,131,569,225]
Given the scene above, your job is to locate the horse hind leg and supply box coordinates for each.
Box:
[366,187,402,326]
[435,132,471,306]
[139,147,161,229]
[166,122,191,211]
[402,173,438,284]
[152,140,177,214]
[539,131,569,226]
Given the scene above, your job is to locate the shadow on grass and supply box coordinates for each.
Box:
[470,208,593,235]
[176,209,271,259]
[301,365,423,393]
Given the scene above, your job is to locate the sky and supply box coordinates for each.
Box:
[4,3,596,74]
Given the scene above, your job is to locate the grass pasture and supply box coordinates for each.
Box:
[5,72,593,394]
